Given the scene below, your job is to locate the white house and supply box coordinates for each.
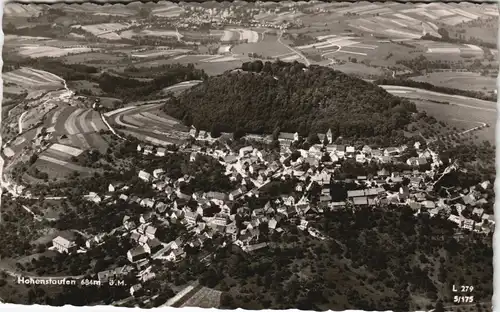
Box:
[138,170,151,182]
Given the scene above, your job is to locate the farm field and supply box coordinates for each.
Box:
[151,3,184,17]
[410,72,496,94]
[120,29,182,40]
[211,29,261,43]
[4,2,42,17]
[231,34,291,58]
[33,155,97,180]
[76,22,133,36]
[3,67,64,93]
[382,85,496,143]
[49,107,108,136]
[15,45,95,58]
[130,48,191,58]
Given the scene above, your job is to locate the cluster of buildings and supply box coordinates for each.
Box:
[48,128,494,300]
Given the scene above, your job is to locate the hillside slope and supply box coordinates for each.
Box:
[163,61,417,140]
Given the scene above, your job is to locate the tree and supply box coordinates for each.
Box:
[434,300,445,312]
[233,128,246,141]
[220,292,236,309]
[210,124,222,138]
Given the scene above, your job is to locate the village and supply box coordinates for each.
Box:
[45,126,495,304]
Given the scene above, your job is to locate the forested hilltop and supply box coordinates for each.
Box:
[163,61,417,141]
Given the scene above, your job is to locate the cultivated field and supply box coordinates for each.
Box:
[3,67,64,93]
[16,45,95,58]
[76,23,133,37]
[120,29,182,40]
[4,2,41,17]
[411,72,496,94]
[130,48,191,58]
[152,3,185,17]
[211,29,261,43]
[50,107,108,136]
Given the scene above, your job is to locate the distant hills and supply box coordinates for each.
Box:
[163,60,418,141]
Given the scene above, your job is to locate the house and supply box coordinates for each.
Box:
[448,215,461,225]
[326,128,333,143]
[84,192,101,204]
[229,188,244,201]
[278,132,299,143]
[407,157,428,167]
[145,225,157,239]
[346,146,355,154]
[355,154,366,163]
[138,170,151,182]
[130,284,143,297]
[422,201,436,209]
[239,146,253,157]
[140,212,154,224]
[462,219,474,231]
[156,147,166,157]
[127,246,148,263]
[481,180,492,190]
[108,184,115,193]
[362,145,372,154]
[384,147,399,157]
[143,145,154,155]
[52,233,78,254]
[144,238,162,254]
[268,218,277,230]
[153,169,165,179]
[472,208,484,218]
[185,210,199,225]
[347,190,365,198]
[136,144,142,152]
[166,248,186,262]
[353,197,368,206]
[119,194,129,201]
[140,198,155,209]
[410,177,423,188]
[155,202,167,213]
[189,127,197,138]
[206,191,227,202]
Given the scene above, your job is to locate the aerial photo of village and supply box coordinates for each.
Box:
[0,1,496,311]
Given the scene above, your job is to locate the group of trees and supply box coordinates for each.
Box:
[164,60,417,142]
[209,205,492,311]
[422,28,497,50]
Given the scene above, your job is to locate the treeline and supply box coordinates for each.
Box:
[422,30,497,50]
[164,60,417,141]
[2,58,98,80]
[97,64,207,101]
[375,78,497,102]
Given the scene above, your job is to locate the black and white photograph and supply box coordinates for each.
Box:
[0,1,497,311]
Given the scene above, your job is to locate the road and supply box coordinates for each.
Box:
[277,30,310,66]
[18,112,27,134]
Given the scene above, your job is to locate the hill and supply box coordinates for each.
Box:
[163,61,418,142]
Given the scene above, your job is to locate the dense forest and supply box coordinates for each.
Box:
[163,60,417,141]
[376,78,497,102]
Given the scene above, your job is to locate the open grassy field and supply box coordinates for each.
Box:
[410,72,496,94]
